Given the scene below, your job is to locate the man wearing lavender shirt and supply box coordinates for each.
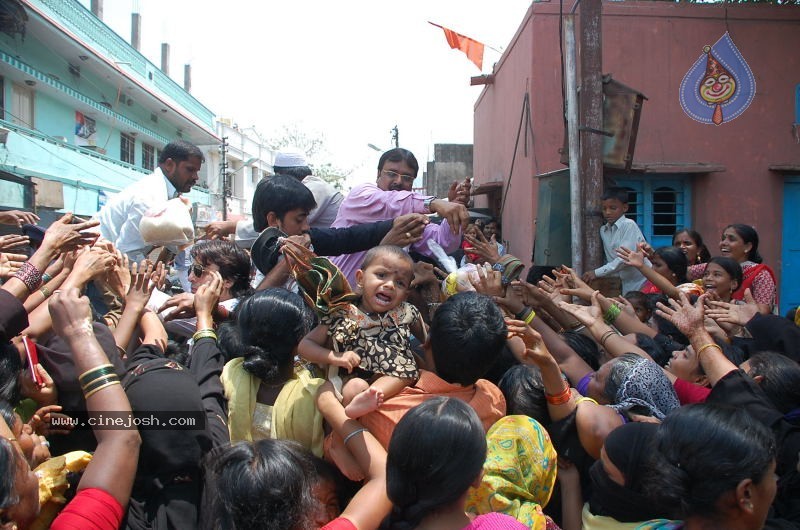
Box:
[331,148,470,285]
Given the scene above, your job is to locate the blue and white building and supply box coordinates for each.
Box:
[0,0,218,225]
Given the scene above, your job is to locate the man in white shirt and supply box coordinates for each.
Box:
[96,140,204,263]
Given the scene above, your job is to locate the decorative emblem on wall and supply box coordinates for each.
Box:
[679,32,755,126]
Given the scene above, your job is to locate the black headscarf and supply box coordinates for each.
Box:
[588,422,669,522]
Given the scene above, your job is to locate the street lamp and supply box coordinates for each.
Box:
[367,143,383,152]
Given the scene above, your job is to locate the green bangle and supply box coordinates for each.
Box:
[42,272,53,284]
[603,303,622,325]
[524,309,536,325]
[82,373,120,395]
[78,364,116,387]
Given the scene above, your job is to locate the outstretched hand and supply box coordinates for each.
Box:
[705,288,759,327]
[506,319,554,367]
[557,290,603,327]
[655,292,706,337]
[41,213,100,254]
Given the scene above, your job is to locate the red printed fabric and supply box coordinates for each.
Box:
[734,263,777,306]
[51,488,124,530]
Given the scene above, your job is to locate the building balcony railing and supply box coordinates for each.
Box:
[0,51,172,145]
[0,117,151,176]
[30,0,215,129]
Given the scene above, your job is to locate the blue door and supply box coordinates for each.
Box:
[781,176,800,316]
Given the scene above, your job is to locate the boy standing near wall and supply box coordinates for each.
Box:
[582,187,648,295]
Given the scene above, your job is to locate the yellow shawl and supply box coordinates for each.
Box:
[465,415,558,530]
[221,358,325,456]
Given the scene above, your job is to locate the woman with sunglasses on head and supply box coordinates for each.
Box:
[157,240,253,334]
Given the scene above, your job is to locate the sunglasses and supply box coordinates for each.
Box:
[190,263,205,277]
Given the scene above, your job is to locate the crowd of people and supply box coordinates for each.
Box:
[0,139,797,530]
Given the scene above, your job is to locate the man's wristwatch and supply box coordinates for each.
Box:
[423,196,437,214]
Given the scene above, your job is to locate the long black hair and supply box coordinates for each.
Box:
[203,439,316,530]
[645,403,776,521]
[725,224,762,264]
[382,397,486,530]
[217,289,315,384]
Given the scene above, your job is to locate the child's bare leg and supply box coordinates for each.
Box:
[341,377,369,406]
[344,375,413,419]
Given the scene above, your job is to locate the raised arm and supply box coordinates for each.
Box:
[48,288,140,509]
[656,293,736,386]
[616,245,681,299]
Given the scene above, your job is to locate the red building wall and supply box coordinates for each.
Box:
[474,1,800,281]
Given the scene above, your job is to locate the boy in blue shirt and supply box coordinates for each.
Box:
[582,187,648,295]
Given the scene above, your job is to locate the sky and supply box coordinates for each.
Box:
[79,0,532,189]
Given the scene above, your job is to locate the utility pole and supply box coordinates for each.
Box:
[564,12,582,274]
[579,0,604,273]
[220,136,229,221]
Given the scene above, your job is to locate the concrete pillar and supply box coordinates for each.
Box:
[161,43,170,75]
[184,64,192,92]
[131,13,141,50]
[90,0,103,19]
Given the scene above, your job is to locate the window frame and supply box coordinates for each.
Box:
[612,174,692,248]
[120,133,136,165]
[141,142,155,171]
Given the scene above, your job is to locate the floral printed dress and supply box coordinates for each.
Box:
[321,301,422,380]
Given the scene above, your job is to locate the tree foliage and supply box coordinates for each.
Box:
[266,124,350,189]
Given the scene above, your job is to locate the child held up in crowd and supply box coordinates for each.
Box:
[299,245,428,419]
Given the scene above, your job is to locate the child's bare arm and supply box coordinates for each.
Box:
[298,324,360,371]
[410,316,428,345]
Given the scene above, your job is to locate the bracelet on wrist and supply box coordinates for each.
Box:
[514,306,532,320]
[545,384,572,405]
[78,364,116,387]
[343,427,369,446]
[14,261,43,293]
[599,330,617,348]
[524,308,536,325]
[193,328,218,342]
[695,342,722,358]
[603,303,622,325]
[42,272,53,284]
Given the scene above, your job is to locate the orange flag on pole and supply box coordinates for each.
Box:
[428,22,484,71]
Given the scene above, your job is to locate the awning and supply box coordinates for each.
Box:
[627,162,726,174]
[769,164,800,173]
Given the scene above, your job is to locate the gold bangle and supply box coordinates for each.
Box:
[84,380,121,399]
[40,285,52,298]
[695,343,722,358]
[576,397,598,406]
[599,330,617,347]
[193,329,218,342]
